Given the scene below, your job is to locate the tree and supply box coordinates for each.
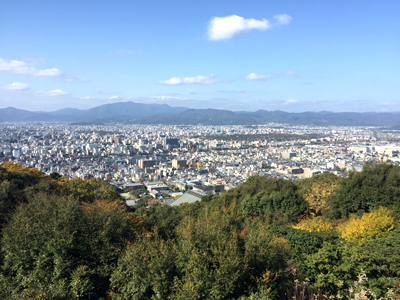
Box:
[326,164,400,219]
[298,173,340,216]
[293,216,333,232]
[240,179,308,223]
[1,194,141,299]
[0,166,38,228]
[1,193,84,299]
[1,161,44,179]
[337,207,395,245]
[58,177,119,203]
[110,235,177,300]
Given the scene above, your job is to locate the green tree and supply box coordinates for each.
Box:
[326,164,400,219]
[0,166,38,228]
[240,180,308,223]
[0,194,140,299]
[110,235,177,300]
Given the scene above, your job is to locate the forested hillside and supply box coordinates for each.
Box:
[0,162,400,299]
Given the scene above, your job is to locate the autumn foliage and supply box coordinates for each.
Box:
[293,216,333,232]
[1,162,400,299]
[337,206,395,244]
[2,161,44,178]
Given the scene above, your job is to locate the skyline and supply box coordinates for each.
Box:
[1,0,399,113]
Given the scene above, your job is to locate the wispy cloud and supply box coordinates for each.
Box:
[246,73,273,81]
[36,89,70,96]
[274,14,292,25]
[0,58,63,77]
[160,75,226,85]
[218,90,248,94]
[246,71,297,81]
[0,58,35,74]
[160,77,183,85]
[280,71,297,76]
[183,75,218,85]
[380,102,398,107]
[119,95,186,104]
[0,82,30,90]
[149,95,183,100]
[283,99,298,105]
[0,58,84,82]
[49,89,70,96]
[208,14,291,41]
[34,68,63,77]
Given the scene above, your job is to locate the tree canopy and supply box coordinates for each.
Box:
[0,163,400,299]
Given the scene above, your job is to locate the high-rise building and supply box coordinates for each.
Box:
[163,138,180,150]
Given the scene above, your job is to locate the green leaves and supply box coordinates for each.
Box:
[240,178,308,223]
[1,163,400,299]
[326,164,400,219]
[1,194,139,299]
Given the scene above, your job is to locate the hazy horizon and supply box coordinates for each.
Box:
[3,100,400,115]
[1,1,399,113]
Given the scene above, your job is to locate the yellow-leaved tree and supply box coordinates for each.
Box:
[2,161,44,178]
[298,173,340,216]
[337,206,395,244]
[303,180,339,216]
[293,216,333,232]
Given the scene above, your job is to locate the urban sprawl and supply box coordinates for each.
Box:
[2,123,400,206]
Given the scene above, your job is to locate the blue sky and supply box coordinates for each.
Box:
[0,0,399,112]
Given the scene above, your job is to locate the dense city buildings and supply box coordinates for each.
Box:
[2,122,400,204]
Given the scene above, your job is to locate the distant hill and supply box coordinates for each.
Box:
[137,109,258,125]
[2,102,400,126]
[0,102,187,123]
[46,108,85,117]
[70,102,187,122]
[0,107,54,122]
[241,110,400,126]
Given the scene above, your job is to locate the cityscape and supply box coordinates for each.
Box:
[2,122,400,206]
[1,1,400,298]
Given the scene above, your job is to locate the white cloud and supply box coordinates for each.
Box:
[0,82,30,90]
[208,13,291,41]
[149,95,183,100]
[82,96,94,100]
[35,89,70,96]
[160,75,222,85]
[109,96,120,100]
[246,73,273,81]
[34,68,63,77]
[0,58,82,82]
[247,71,297,80]
[283,99,298,105]
[0,58,68,80]
[160,77,183,85]
[208,15,270,41]
[274,14,292,25]
[0,58,35,74]
[183,75,218,84]
[49,89,69,96]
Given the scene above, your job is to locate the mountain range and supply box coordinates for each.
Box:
[1,101,400,127]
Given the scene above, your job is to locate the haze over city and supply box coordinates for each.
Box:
[1,0,399,112]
